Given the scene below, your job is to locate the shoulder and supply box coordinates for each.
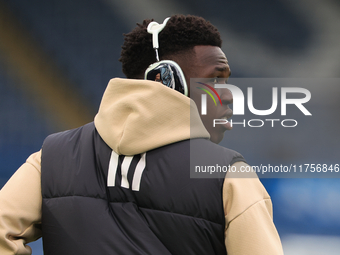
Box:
[223,161,271,222]
[190,138,246,169]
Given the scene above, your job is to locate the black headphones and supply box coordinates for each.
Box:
[144,17,188,96]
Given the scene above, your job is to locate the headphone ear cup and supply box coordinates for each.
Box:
[144,60,188,96]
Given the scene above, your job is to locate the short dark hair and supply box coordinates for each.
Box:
[119,14,222,79]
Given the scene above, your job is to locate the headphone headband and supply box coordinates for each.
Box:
[144,17,188,97]
[147,17,170,61]
[147,17,170,49]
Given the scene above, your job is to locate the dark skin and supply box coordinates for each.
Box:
[174,45,233,144]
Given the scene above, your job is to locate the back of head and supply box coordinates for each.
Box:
[119,14,222,79]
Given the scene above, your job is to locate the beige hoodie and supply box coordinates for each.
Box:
[0,78,283,254]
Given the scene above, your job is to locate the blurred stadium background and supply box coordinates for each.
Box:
[0,0,339,254]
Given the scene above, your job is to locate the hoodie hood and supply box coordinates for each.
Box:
[94,78,209,155]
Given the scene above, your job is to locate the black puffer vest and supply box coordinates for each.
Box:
[41,122,245,254]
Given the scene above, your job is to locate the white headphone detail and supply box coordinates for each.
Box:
[144,17,188,96]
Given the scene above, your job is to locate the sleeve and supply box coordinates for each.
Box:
[223,161,284,255]
[0,151,42,255]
